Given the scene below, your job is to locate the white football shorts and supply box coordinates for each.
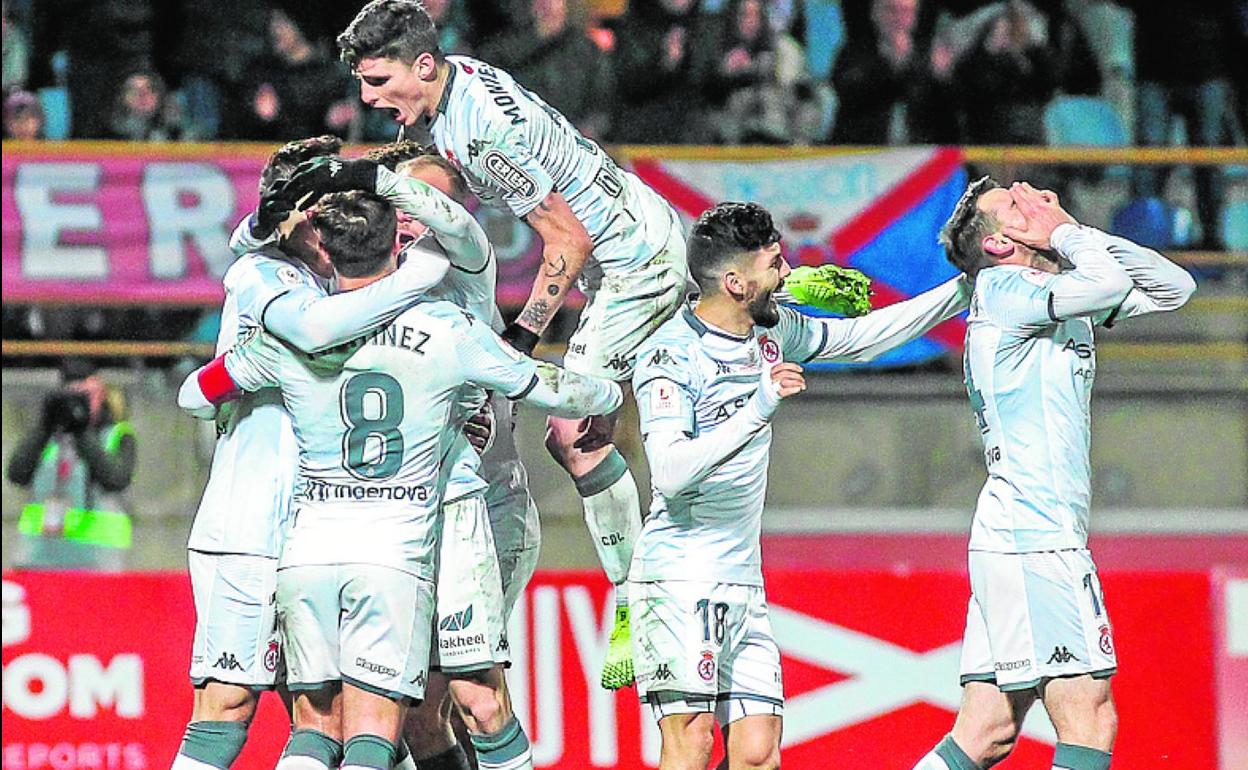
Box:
[188,550,281,688]
[277,563,434,702]
[430,495,510,673]
[960,548,1118,691]
[630,579,784,725]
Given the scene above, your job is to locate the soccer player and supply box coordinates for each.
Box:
[629,202,972,770]
[178,190,622,770]
[910,179,1195,770]
[172,136,464,770]
[337,0,692,687]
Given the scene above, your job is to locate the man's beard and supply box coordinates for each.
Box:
[747,286,781,328]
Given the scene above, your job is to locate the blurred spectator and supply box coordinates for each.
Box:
[28,0,156,138]
[480,0,614,139]
[168,0,271,140]
[247,9,355,141]
[705,0,816,144]
[8,359,136,571]
[831,0,956,144]
[610,0,715,144]
[3,88,43,138]
[425,0,474,54]
[947,0,1059,144]
[108,69,183,141]
[1128,0,1241,248]
[3,0,29,92]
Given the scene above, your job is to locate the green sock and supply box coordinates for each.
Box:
[469,717,531,770]
[343,735,396,770]
[1053,743,1111,770]
[178,720,249,769]
[935,735,981,770]
[284,729,344,769]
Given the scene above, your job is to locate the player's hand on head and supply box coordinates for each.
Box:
[252,182,298,239]
[284,156,380,210]
[1002,181,1076,250]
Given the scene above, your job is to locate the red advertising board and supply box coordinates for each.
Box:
[0,568,1232,769]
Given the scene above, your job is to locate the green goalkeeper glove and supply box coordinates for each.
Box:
[780,264,873,317]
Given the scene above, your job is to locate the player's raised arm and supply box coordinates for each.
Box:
[1087,227,1196,322]
[177,327,286,418]
[504,191,594,353]
[782,277,971,364]
[455,314,621,418]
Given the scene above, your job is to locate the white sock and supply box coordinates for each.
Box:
[576,451,641,586]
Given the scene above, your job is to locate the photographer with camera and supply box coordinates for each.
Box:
[7,359,136,570]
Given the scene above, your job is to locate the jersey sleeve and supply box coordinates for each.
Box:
[454,314,541,398]
[375,166,492,274]
[633,340,699,436]
[774,306,828,363]
[230,257,319,329]
[223,327,285,393]
[463,117,555,219]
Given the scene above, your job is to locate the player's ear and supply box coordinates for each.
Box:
[414,52,438,82]
[982,232,1015,259]
[722,269,746,301]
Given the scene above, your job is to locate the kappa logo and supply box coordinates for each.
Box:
[482,151,537,198]
[606,352,635,372]
[496,634,510,653]
[653,663,674,682]
[466,139,489,162]
[213,652,244,671]
[410,670,427,688]
[697,651,716,683]
[649,348,673,367]
[328,158,343,177]
[263,640,279,673]
[1047,646,1080,664]
[440,605,475,633]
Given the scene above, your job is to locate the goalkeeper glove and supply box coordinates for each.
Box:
[283,156,380,209]
[781,264,873,317]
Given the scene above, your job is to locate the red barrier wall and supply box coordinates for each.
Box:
[1,565,1238,769]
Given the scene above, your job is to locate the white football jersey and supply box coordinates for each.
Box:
[223,301,543,579]
[632,282,969,585]
[428,55,677,281]
[964,266,1107,553]
[187,249,323,557]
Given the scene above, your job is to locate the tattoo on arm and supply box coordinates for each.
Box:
[546,283,560,296]
[543,254,568,278]
[518,299,552,332]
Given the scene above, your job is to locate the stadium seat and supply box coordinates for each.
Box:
[1111,197,1177,250]
[1221,199,1248,251]
[1043,96,1128,147]
[37,87,71,140]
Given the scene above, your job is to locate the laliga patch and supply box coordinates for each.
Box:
[482,150,537,198]
[276,264,304,286]
[650,379,681,417]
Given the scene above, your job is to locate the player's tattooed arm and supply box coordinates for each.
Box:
[517,191,592,335]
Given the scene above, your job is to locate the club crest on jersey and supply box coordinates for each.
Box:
[1019,268,1051,288]
[1098,624,1114,656]
[482,151,537,198]
[758,335,780,363]
[697,651,716,682]
[263,640,279,672]
[276,264,304,286]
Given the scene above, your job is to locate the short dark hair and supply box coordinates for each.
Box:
[687,202,782,293]
[338,0,441,69]
[259,135,343,196]
[940,175,1001,277]
[312,191,397,278]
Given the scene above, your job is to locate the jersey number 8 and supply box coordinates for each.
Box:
[340,372,405,481]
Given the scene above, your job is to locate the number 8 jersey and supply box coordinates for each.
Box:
[223,301,541,579]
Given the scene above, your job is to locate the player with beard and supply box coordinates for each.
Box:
[628,202,972,770]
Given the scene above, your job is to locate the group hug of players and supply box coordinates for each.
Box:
[169,3,1197,770]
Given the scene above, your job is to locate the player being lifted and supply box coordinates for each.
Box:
[179,191,622,770]
[338,0,691,688]
[171,136,465,770]
[910,180,1194,770]
[630,202,972,770]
